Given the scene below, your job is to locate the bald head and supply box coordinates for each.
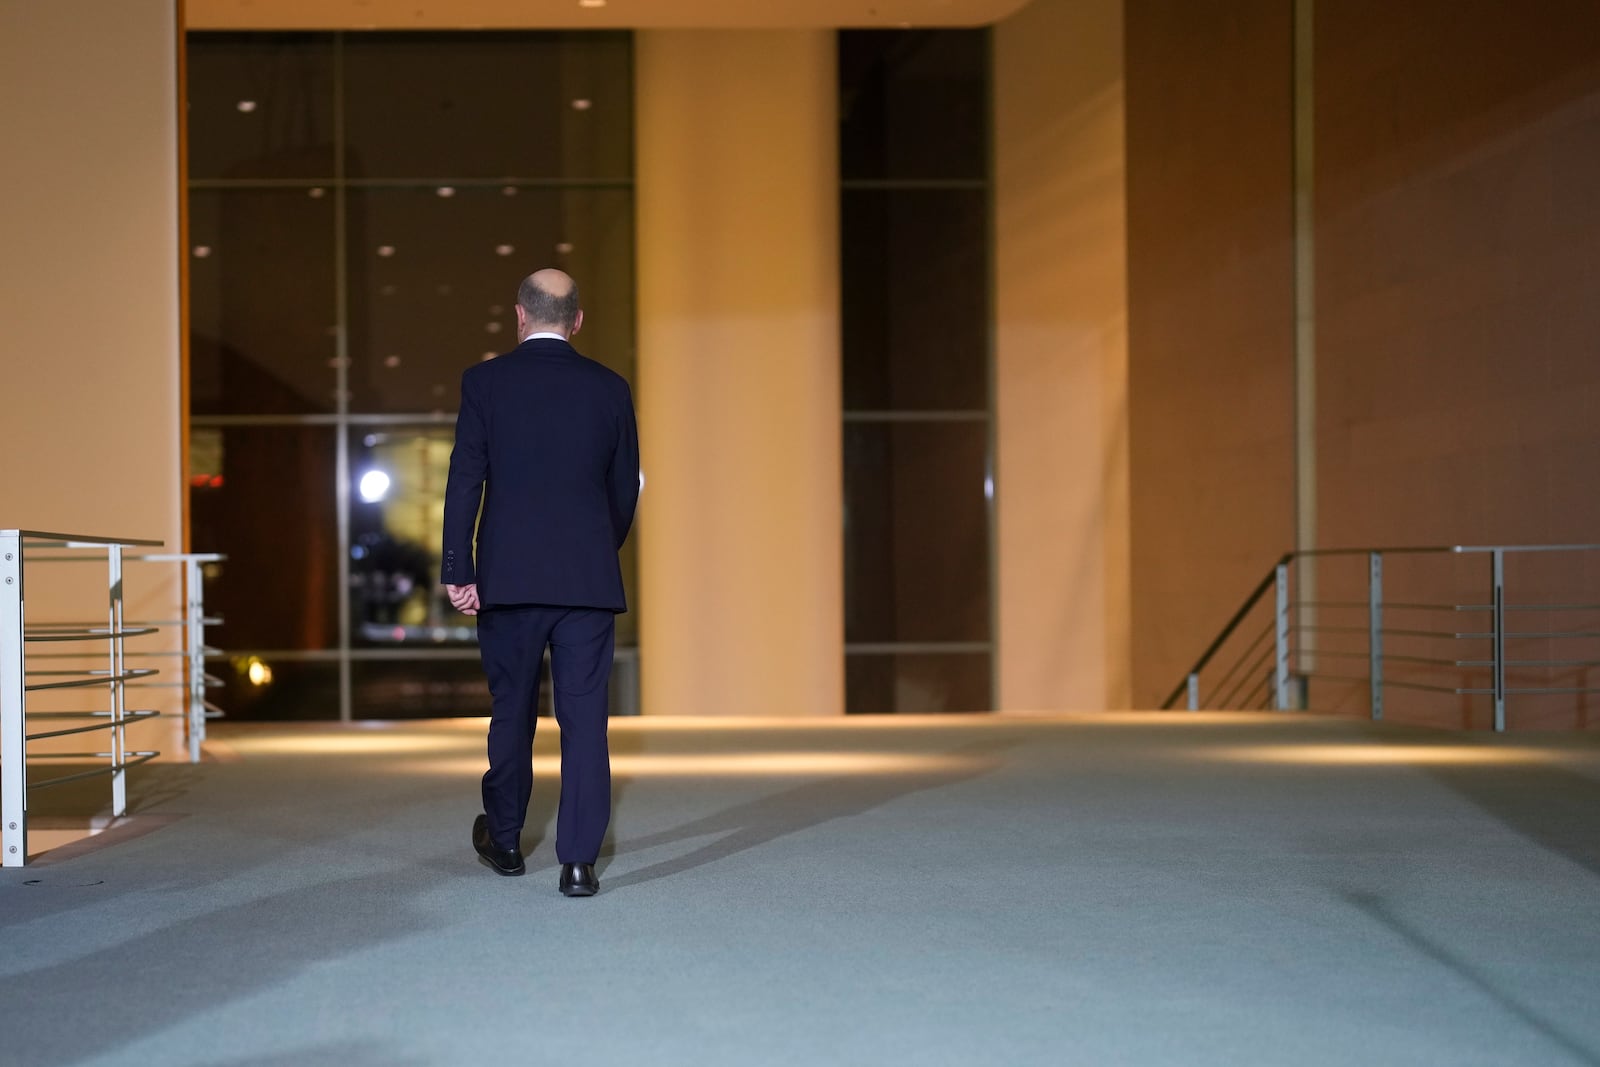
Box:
[516,268,582,340]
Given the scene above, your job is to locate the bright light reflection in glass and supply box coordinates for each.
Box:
[192,245,212,258]
[571,99,593,111]
[436,186,456,198]
[377,245,396,258]
[495,244,515,256]
[245,657,273,686]
[358,469,391,503]
[555,242,574,254]
[236,100,257,113]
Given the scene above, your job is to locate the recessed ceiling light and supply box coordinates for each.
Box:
[192,245,212,258]
[384,355,401,368]
[579,0,606,8]
[236,100,257,113]
[555,242,574,254]
[501,186,518,197]
[377,245,396,257]
[436,186,456,198]
[308,187,326,199]
[485,322,503,334]
[571,98,593,111]
[495,244,515,256]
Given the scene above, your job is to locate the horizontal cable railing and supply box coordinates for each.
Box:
[1,531,225,867]
[1163,545,1600,730]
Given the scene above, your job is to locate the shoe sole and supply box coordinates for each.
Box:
[560,884,598,897]
[478,853,526,877]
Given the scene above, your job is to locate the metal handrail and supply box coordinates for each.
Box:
[1164,544,1600,731]
[2,533,225,867]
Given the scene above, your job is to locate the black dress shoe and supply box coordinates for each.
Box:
[473,814,525,876]
[559,862,598,897]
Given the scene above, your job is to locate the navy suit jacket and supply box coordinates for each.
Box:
[440,337,639,612]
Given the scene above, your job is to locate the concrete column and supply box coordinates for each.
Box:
[0,0,185,751]
[993,0,1131,710]
[634,31,843,716]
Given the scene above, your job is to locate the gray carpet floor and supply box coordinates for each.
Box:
[3,712,1600,1067]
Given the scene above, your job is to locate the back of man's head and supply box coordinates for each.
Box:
[517,269,581,336]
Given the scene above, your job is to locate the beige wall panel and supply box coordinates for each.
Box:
[1315,0,1600,730]
[0,0,185,756]
[1125,0,1297,709]
[188,0,1032,30]
[635,32,843,716]
[994,0,1130,710]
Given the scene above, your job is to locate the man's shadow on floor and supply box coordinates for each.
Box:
[595,740,1016,891]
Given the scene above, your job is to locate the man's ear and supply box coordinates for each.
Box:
[514,304,528,335]
[571,309,584,337]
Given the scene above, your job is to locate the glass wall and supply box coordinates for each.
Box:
[838,30,994,712]
[187,31,638,720]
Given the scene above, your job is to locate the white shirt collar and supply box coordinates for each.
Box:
[525,332,568,342]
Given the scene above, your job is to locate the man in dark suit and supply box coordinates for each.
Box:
[441,268,639,897]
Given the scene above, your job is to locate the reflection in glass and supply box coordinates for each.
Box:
[839,30,988,181]
[349,427,469,646]
[342,32,632,180]
[347,187,635,413]
[218,659,340,722]
[353,659,494,719]
[842,189,988,411]
[190,426,339,651]
[844,422,990,645]
[352,657,638,719]
[846,653,990,714]
[189,189,338,415]
[186,33,336,180]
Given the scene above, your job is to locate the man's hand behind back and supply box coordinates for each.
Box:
[446,583,481,616]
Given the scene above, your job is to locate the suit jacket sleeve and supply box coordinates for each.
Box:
[608,380,641,550]
[440,369,487,585]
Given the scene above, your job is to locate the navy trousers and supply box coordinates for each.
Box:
[476,605,614,864]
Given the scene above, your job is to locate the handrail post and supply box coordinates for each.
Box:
[186,556,205,763]
[1368,551,1383,721]
[1186,672,1200,711]
[108,544,127,816]
[1491,549,1507,732]
[2,533,26,866]
[1274,562,1291,710]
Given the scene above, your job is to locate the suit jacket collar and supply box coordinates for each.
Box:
[515,336,577,356]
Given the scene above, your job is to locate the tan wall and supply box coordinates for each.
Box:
[0,0,185,754]
[1125,0,1297,708]
[186,0,1032,30]
[994,0,1130,710]
[1314,0,1600,729]
[634,31,844,715]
